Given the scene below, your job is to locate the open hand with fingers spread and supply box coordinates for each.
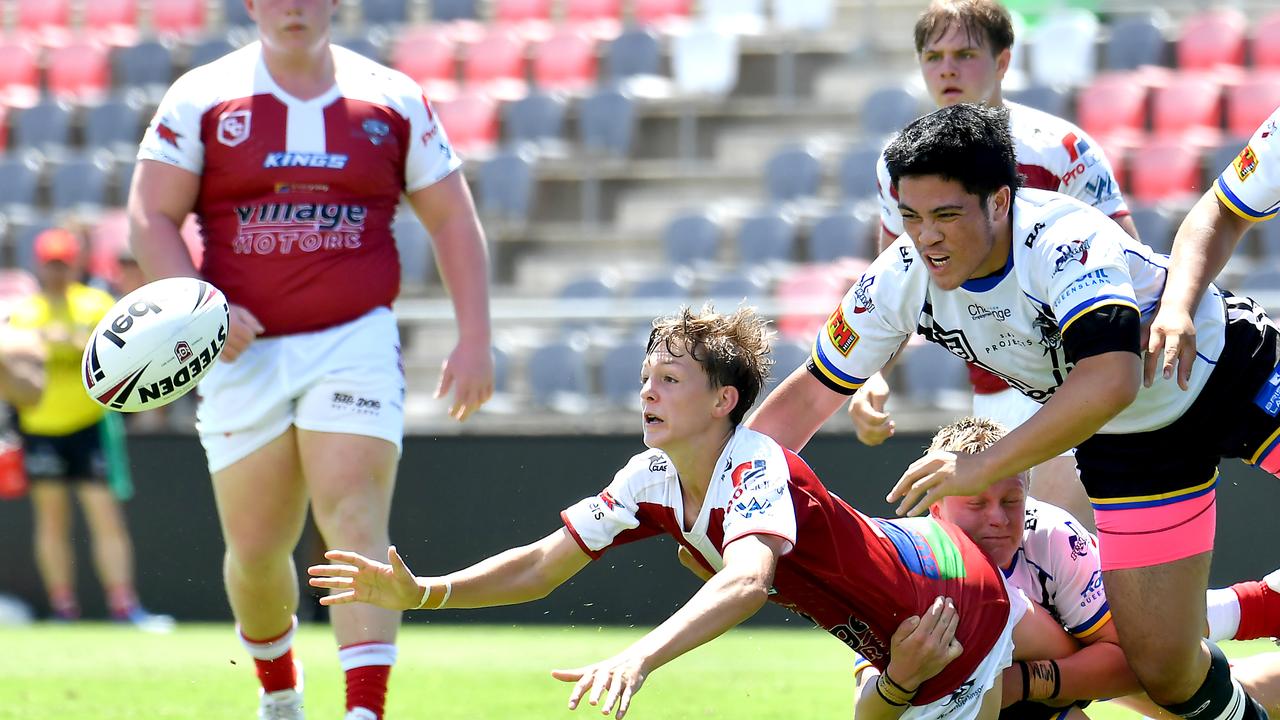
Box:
[887,450,991,517]
[552,652,650,719]
[307,545,425,611]
[885,596,964,693]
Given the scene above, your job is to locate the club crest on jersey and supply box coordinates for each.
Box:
[363,119,390,146]
[826,306,859,356]
[852,275,875,315]
[1052,234,1094,276]
[217,110,251,147]
[730,460,767,488]
[1235,145,1260,182]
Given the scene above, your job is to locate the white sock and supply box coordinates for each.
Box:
[239,615,298,661]
[1206,588,1242,643]
[338,642,398,671]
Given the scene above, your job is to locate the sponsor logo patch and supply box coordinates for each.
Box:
[826,306,859,356]
[1235,145,1260,182]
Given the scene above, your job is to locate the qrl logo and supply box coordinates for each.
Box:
[101,301,162,348]
[218,110,251,147]
[174,341,193,363]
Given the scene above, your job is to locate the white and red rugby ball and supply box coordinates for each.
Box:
[82,277,230,412]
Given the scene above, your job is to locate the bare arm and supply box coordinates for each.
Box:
[127,159,201,280]
[1053,622,1140,701]
[746,365,849,452]
[854,598,964,720]
[405,170,494,421]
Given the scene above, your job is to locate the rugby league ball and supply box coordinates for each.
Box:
[82,277,230,412]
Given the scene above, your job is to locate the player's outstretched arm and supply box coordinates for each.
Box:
[747,366,847,452]
[854,597,964,720]
[407,171,494,422]
[308,528,591,611]
[551,534,786,719]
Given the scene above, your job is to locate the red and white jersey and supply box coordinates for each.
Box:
[137,42,461,337]
[876,101,1129,238]
[1215,105,1280,222]
[1004,499,1111,639]
[561,427,1011,705]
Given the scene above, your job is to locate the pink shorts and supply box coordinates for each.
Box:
[1092,482,1216,571]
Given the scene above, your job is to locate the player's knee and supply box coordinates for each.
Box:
[1126,640,1210,704]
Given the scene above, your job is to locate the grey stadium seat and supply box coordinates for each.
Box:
[50,156,111,210]
[766,340,811,392]
[112,40,174,90]
[1128,205,1173,255]
[559,274,618,301]
[361,0,409,26]
[601,340,647,408]
[900,341,971,409]
[629,273,690,300]
[838,141,883,202]
[1007,85,1068,118]
[478,149,536,224]
[0,157,42,212]
[1259,218,1280,260]
[432,0,478,21]
[662,211,721,266]
[809,209,873,262]
[1104,12,1169,71]
[579,88,636,157]
[334,35,384,63]
[764,144,821,203]
[860,85,925,136]
[737,210,796,265]
[393,211,433,289]
[503,91,567,147]
[114,161,136,204]
[527,341,591,409]
[704,274,767,305]
[188,38,235,69]
[607,28,661,81]
[223,0,254,28]
[83,98,145,152]
[13,216,59,273]
[11,101,73,155]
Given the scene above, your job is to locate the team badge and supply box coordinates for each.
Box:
[156,121,181,149]
[217,110,252,147]
[826,306,859,356]
[363,119,390,146]
[1235,145,1260,182]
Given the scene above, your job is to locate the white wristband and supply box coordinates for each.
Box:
[413,579,452,610]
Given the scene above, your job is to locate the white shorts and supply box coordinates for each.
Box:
[972,388,1074,458]
[902,586,1029,720]
[196,307,405,473]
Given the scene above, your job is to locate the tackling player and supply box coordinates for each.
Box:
[128,1,493,718]
[309,305,1078,720]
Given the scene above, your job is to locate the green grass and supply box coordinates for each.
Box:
[0,622,1273,720]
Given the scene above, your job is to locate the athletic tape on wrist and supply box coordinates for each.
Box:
[876,674,913,707]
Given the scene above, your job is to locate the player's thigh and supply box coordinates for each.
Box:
[211,427,308,556]
[1101,552,1210,665]
[297,430,398,540]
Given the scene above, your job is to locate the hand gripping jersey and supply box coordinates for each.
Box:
[877,102,1130,396]
[1215,105,1280,222]
[137,42,461,337]
[561,427,1010,705]
[1004,499,1110,640]
[809,188,1228,435]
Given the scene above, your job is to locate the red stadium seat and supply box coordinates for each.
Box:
[150,0,207,35]
[0,43,40,108]
[462,30,528,101]
[634,0,692,26]
[774,261,864,341]
[1076,73,1148,151]
[1227,73,1280,139]
[1127,138,1204,204]
[1151,73,1222,147]
[532,30,598,93]
[391,25,459,101]
[84,0,140,46]
[1177,8,1245,71]
[435,90,499,157]
[494,0,551,23]
[1254,11,1280,70]
[565,0,622,39]
[15,0,72,47]
[46,42,111,102]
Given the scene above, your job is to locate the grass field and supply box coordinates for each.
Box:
[0,622,1274,720]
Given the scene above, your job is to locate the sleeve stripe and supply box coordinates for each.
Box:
[1215,176,1278,221]
[1068,603,1111,638]
[1059,296,1140,334]
[810,341,865,391]
[560,511,603,560]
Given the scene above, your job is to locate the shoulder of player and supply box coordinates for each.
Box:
[1007,102,1080,161]
[166,44,259,108]
[722,428,793,488]
[333,48,427,117]
[1021,499,1096,561]
[612,448,675,498]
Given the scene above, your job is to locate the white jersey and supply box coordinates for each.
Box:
[809,188,1228,434]
[877,102,1128,237]
[1215,105,1280,222]
[1004,499,1110,639]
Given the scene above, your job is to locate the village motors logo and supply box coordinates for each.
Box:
[217,110,251,147]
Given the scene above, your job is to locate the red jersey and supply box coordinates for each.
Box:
[561,427,1011,705]
[137,43,461,336]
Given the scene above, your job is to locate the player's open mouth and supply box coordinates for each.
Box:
[644,413,663,425]
[926,254,950,269]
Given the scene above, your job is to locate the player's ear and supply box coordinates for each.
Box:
[993,47,1011,82]
[713,385,739,419]
[990,186,1012,221]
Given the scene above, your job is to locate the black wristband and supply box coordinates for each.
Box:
[882,670,919,696]
[1019,660,1031,702]
[876,676,910,707]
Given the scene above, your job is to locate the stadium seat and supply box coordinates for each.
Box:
[462,29,529,101]
[392,209,433,290]
[773,261,860,340]
[361,0,409,26]
[1103,11,1169,71]
[766,340,811,392]
[50,156,111,211]
[1254,11,1280,70]
[222,0,253,28]
[150,0,207,36]
[47,42,111,102]
[1006,84,1068,118]
[809,208,874,262]
[704,273,767,305]
[565,0,622,39]
[432,0,478,22]
[1127,139,1203,204]
[114,161,136,204]
[338,34,384,62]
[478,149,536,224]
[860,85,925,137]
[1076,74,1148,150]
[11,101,73,157]
[1128,204,1174,254]
[900,341,970,410]
[85,0,140,46]
[606,28,661,82]
[579,88,636,157]
[671,23,738,96]
[763,144,822,204]
[527,340,591,411]
[491,344,511,395]
[701,0,765,34]
[83,98,146,155]
[1151,73,1222,146]
[433,91,499,156]
[838,141,884,202]
[0,157,42,215]
[1028,9,1099,87]
[188,37,235,69]
[1257,217,1280,260]
[392,25,458,100]
[0,42,40,108]
[774,0,834,31]
[13,216,59,273]
[629,273,691,301]
[634,0,692,27]
[559,274,618,301]
[87,208,130,282]
[737,210,796,266]
[503,90,567,150]
[16,0,71,46]
[1236,263,1280,294]
[112,40,173,94]
[663,211,721,267]
[1226,74,1280,140]
[493,0,553,40]
[1176,8,1246,71]
[532,29,598,93]
[601,340,646,409]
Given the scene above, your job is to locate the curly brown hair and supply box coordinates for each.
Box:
[914,0,1016,56]
[646,304,774,425]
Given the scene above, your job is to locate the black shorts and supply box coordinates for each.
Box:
[1076,294,1280,501]
[21,422,107,483]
